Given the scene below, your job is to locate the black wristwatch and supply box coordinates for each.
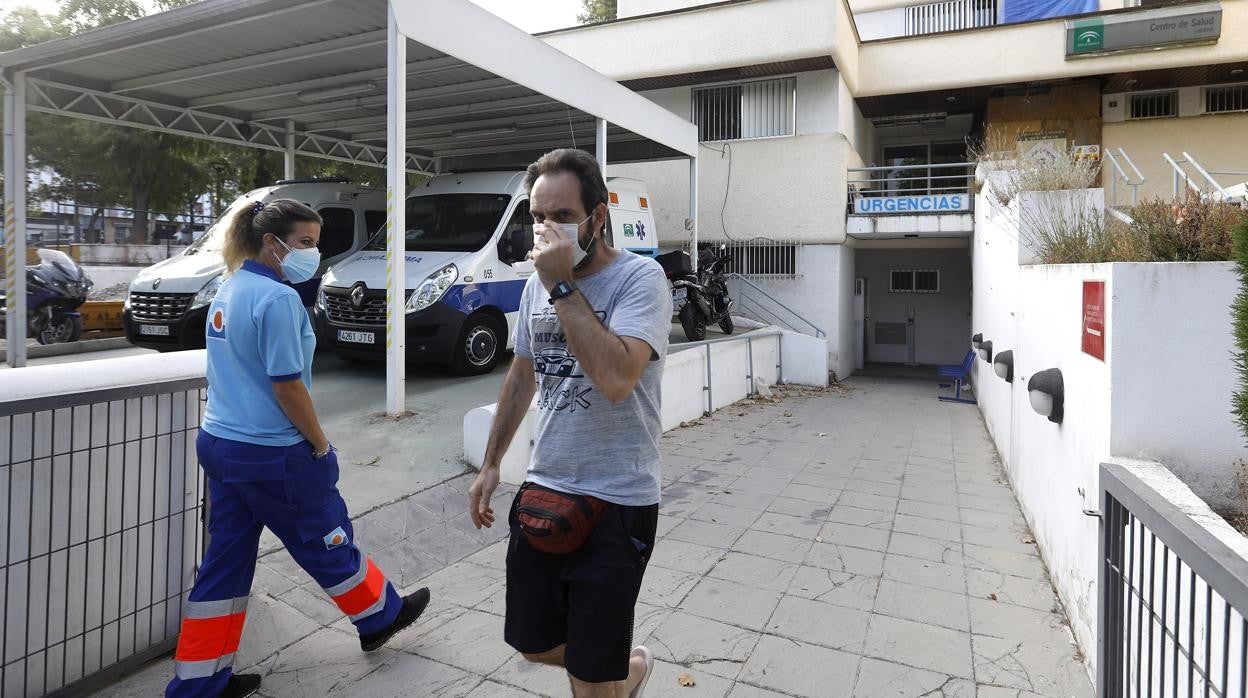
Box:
[548,280,578,304]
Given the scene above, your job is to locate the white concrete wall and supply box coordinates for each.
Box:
[796,70,840,136]
[618,0,718,18]
[544,0,839,82]
[854,7,905,40]
[855,246,972,366]
[1109,262,1246,512]
[725,244,854,378]
[80,244,186,265]
[970,181,1248,677]
[609,133,849,246]
[464,330,827,485]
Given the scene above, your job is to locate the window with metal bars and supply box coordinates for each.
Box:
[904,0,997,36]
[1129,91,1178,120]
[692,78,795,142]
[890,269,940,293]
[1205,84,1248,114]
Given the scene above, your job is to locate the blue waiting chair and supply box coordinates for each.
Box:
[938,349,977,404]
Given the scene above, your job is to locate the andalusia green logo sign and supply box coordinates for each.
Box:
[1073,18,1104,53]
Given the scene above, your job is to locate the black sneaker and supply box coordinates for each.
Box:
[219,673,261,698]
[359,588,430,652]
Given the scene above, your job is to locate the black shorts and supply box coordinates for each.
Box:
[504,486,659,683]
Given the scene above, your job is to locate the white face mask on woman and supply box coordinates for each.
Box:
[272,236,321,283]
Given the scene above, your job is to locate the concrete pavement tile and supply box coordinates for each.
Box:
[765,594,871,653]
[402,608,513,675]
[489,653,572,697]
[650,539,727,575]
[960,509,1027,532]
[790,471,850,491]
[252,627,394,697]
[689,502,765,528]
[738,634,860,698]
[643,659,736,697]
[662,481,722,503]
[352,506,406,551]
[882,555,966,595]
[962,544,1048,581]
[874,579,970,632]
[843,477,904,498]
[682,468,739,488]
[235,592,323,670]
[408,482,469,521]
[749,511,824,540]
[897,499,961,523]
[640,565,702,608]
[887,532,964,566]
[901,484,960,505]
[805,541,886,577]
[893,514,962,543]
[416,522,493,567]
[961,526,1039,557]
[342,654,478,698]
[730,476,792,496]
[475,587,507,617]
[711,489,778,512]
[680,577,782,632]
[957,493,1020,515]
[968,599,1070,644]
[909,455,956,470]
[257,548,310,587]
[647,610,760,680]
[419,561,506,610]
[727,683,792,697]
[787,566,879,611]
[838,491,900,513]
[955,482,1016,502]
[802,461,857,478]
[446,510,511,548]
[765,495,833,519]
[739,465,800,483]
[865,615,974,679]
[656,514,682,538]
[372,538,443,591]
[274,583,341,627]
[252,561,300,597]
[708,552,799,593]
[965,570,1058,613]
[853,467,908,486]
[462,539,509,571]
[852,657,976,698]
[667,519,746,549]
[778,482,841,505]
[820,521,892,552]
[634,602,673,646]
[976,686,1049,698]
[730,530,813,564]
[828,504,894,529]
[971,635,1092,697]
[465,680,538,698]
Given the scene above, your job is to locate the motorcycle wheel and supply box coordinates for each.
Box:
[679,304,707,342]
[38,315,83,345]
[719,315,735,335]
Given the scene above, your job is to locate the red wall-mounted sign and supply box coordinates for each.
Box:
[1082,280,1106,360]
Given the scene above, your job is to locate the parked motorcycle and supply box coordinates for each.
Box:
[0,248,93,344]
[658,244,735,342]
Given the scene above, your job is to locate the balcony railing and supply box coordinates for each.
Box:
[847,162,977,215]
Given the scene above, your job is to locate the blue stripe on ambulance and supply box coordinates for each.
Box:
[440,279,527,315]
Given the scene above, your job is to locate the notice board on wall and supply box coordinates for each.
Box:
[1082,280,1106,360]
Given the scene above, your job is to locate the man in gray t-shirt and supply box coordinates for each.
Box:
[468,149,671,697]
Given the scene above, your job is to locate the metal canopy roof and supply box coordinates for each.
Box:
[0,0,699,172]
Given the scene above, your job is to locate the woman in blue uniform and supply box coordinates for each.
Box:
[166,199,430,698]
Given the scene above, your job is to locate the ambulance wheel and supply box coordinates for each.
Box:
[452,314,504,375]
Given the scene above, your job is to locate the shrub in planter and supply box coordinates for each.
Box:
[1128,191,1246,262]
[1233,220,1248,443]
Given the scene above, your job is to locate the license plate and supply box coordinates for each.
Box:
[139,325,170,336]
[337,330,375,344]
[671,288,687,302]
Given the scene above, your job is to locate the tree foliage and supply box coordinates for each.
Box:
[578,0,617,24]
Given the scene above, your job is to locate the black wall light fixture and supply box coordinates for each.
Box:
[1027,368,1064,424]
[978,340,993,363]
[993,350,1014,382]
[972,333,983,349]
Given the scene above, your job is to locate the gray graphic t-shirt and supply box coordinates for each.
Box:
[514,251,673,506]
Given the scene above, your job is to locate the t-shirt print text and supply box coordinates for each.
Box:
[530,306,607,414]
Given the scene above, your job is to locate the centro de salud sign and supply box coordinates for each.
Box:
[853,194,970,215]
[1067,2,1221,58]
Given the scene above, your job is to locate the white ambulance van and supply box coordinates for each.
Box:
[124,178,386,351]
[315,171,656,374]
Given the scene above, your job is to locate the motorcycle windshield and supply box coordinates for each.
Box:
[34,249,86,282]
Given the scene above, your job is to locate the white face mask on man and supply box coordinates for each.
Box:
[532,214,596,269]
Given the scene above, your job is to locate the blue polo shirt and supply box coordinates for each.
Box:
[202,260,316,446]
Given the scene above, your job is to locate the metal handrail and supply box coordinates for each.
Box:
[1164,152,1203,198]
[726,272,826,338]
[1104,148,1145,206]
[670,330,785,416]
[848,162,977,173]
[848,162,976,204]
[1182,151,1228,200]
